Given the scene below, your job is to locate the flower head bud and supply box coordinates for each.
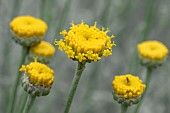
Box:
[54,21,116,63]
[20,62,54,97]
[112,74,146,106]
[10,16,48,47]
[137,40,169,68]
[29,41,55,64]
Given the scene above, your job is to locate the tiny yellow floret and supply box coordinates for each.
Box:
[54,21,116,62]
[75,53,86,62]
[112,74,146,99]
[20,62,54,87]
[54,39,65,51]
[103,49,112,57]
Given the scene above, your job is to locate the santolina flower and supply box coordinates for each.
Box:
[54,21,116,62]
[137,40,169,68]
[112,74,146,106]
[20,62,54,96]
[10,16,48,46]
[29,41,55,64]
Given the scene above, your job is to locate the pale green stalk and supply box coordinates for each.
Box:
[121,104,128,113]
[2,0,22,76]
[141,0,155,41]
[128,0,155,74]
[7,46,29,113]
[3,0,22,111]
[134,67,153,113]
[43,0,56,40]
[45,0,55,25]
[16,92,28,113]
[64,62,86,113]
[40,0,46,20]
[55,0,73,39]
[23,95,36,113]
[100,0,112,27]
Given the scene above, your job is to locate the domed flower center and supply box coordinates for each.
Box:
[67,23,108,53]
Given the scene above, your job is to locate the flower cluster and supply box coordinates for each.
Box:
[54,21,116,62]
[10,16,48,46]
[112,74,146,105]
[29,41,55,64]
[20,62,54,96]
[137,40,169,68]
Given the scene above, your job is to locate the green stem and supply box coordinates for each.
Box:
[40,0,46,20]
[11,0,22,18]
[121,104,128,113]
[55,0,73,39]
[7,46,29,113]
[128,0,155,74]
[23,95,36,113]
[100,0,112,27]
[134,67,153,113]
[17,92,28,113]
[64,61,86,113]
[142,0,155,41]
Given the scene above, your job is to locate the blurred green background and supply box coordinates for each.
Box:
[0,0,170,113]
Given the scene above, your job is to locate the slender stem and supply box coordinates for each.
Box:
[17,92,28,113]
[128,0,155,74]
[39,0,46,20]
[141,0,155,41]
[55,0,73,39]
[134,67,153,113]
[100,0,112,27]
[23,95,36,113]
[64,62,86,113]
[7,46,29,113]
[121,104,128,113]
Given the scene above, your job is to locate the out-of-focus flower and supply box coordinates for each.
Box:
[29,41,55,64]
[20,62,54,96]
[137,40,169,68]
[10,16,48,46]
[112,74,146,106]
[54,21,116,63]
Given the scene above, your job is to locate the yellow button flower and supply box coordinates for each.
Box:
[137,40,168,60]
[20,62,54,96]
[137,40,169,68]
[30,41,55,57]
[10,16,48,46]
[29,41,55,64]
[112,74,146,105]
[54,21,116,63]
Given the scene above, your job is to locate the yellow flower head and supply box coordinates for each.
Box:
[10,16,48,46]
[137,40,168,60]
[29,41,55,64]
[54,21,116,62]
[10,16,47,37]
[112,74,146,100]
[20,62,54,88]
[137,40,169,68]
[30,41,55,57]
